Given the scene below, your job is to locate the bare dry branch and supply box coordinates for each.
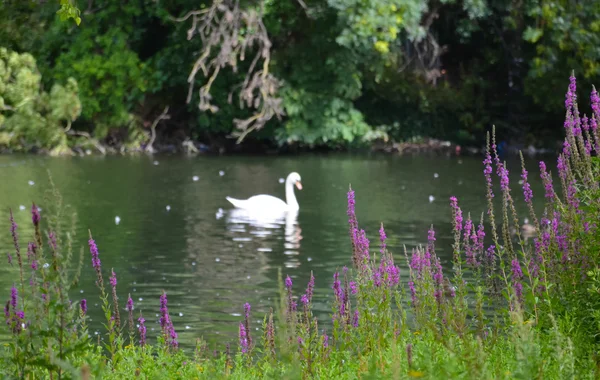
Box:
[176,0,284,143]
[145,106,171,153]
[66,130,106,155]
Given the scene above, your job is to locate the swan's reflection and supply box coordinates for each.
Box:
[220,208,303,267]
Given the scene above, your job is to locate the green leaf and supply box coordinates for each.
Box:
[523,26,543,43]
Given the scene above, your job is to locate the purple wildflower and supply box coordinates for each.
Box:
[138,316,147,346]
[239,322,248,353]
[567,181,580,211]
[565,72,577,110]
[499,165,510,192]
[449,196,463,233]
[585,139,592,156]
[386,265,400,286]
[539,161,555,201]
[80,299,87,315]
[483,151,494,198]
[10,286,17,309]
[126,295,134,312]
[464,218,475,266]
[408,280,416,305]
[347,187,356,227]
[427,227,436,253]
[306,272,315,303]
[582,115,590,132]
[511,258,524,302]
[373,271,382,287]
[31,203,40,227]
[243,302,252,347]
[349,281,357,295]
[323,333,329,348]
[88,238,101,270]
[285,275,292,290]
[109,270,117,288]
[521,167,533,204]
[300,294,309,306]
[356,229,371,264]
[592,86,600,117]
[15,311,24,320]
[332,272,342,301]
[352,310,359,328]
[379,223,387,254]
[557,155,568,181]
[160,292,170,329]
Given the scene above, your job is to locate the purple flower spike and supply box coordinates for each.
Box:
[138,317,147,346]
[88,238,101,270]
[300,294,309,306]
[31,203,41,227]
[521,167,533,204]
[352,310,359,328]
[565,72,577,110]
[109,270,117,288]
[483,152,494,198]
[80,299,87,315]
[499,165,510,192]
[126,295,134,312]
[379,223,387,254]
[244,303,250,320]
[449,196,463,233]
[511,258,524,301]
[160,292,169,329]
[7,253,12,265]
[285,275,292,290]
[239,322,249,353]
[10,286,17,309]
[306,272,315,303]
[349,281,358,295]
[539,161,555,201]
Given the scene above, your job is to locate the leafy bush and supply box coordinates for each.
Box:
[0,47,81,154]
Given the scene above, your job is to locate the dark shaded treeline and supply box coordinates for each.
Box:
[0,0,598,154]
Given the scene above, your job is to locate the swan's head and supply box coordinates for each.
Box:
[287,172,302,190]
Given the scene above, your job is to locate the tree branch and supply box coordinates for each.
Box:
[145,106,170,153]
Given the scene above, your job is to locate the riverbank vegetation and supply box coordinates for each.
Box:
[1,1,600,154]
[1,74,600,378]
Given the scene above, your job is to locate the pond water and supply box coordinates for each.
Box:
[0,153,548,350]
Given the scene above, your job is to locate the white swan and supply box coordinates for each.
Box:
[226,172,302,211]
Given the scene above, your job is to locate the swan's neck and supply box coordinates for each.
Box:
[285,181,299,210]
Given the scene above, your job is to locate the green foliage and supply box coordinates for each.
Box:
[1,0,600,150]
[52,27,147,136]
[56,0,81,26]
[0,47,81,153]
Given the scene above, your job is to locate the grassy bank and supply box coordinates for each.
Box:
[2,74,600,379]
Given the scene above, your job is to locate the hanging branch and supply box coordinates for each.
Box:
[145,106,170,153]
[174,0,284,143]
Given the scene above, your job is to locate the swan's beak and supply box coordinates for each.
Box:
[295,181,302,190]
